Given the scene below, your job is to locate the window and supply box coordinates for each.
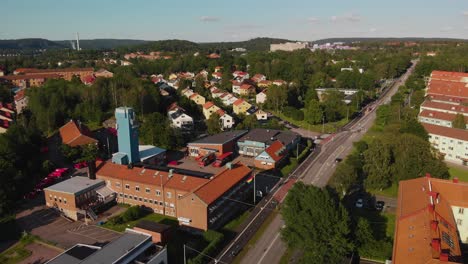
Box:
[170,203,175,208]
[129,195,133,199]
[159,201,163,206]
[144,198,148,203]
[178,194,183,199]
[149,199,153,204]
[156,190,161,196]
[119,193,123,197]
[125,184,130,190]
[54,196,57,201]
[146,188,150,193]
[457,219,463,225]
[135,186,140,192]
[64,198,67,204]
[124,194,128,198]
[59,198,62,203]
[459,208,464,214]
[49,194,52,200]
[139,197,143,201]
[167,192,172,198]
[133,196,138,201]
[115,182,121,188]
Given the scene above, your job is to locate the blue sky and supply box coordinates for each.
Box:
[2,0,468,41]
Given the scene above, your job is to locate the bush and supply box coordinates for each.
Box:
[121,206,144,222]
[189,230,224,264]
[290,109,304,121]
[107,215,124,225]
[283,106,296,118]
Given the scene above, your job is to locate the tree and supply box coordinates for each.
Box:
[265,85,287,113]
[363,138,393,189]
[452,114,466,129]
[281,183,353,264]
[304,99,322,124]
[206,113,222,135]
[400,117,428,140]
[330,161,358,196]
[236,114,258,130]
[355,218,393,260]
[375,105,392,127]
[322,91,346,122]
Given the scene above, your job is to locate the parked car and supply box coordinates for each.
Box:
[355,198,364,208]
[198,153,216,167]
[375,201,385,211]
[335,158,343,163]
[74,161,88,169]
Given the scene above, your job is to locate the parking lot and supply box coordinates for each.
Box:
[16,206,121,249]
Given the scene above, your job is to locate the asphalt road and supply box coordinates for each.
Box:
[236,60,418,264]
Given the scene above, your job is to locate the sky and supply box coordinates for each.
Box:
[2,0,468,42]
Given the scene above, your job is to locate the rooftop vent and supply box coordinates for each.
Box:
[182,176,187,182]
[226,162,233,170]
[168,169,174,178]
[140,169,146,175]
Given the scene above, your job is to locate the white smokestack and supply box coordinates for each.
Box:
[76,32,80,51]
[70,40,76,50]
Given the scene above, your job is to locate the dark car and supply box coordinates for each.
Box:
[375,201,385,211]
[230,245,241,257]
[335,158,343,163]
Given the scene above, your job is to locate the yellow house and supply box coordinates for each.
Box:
[233,99,252,115]
[189,93,206,105]
[168,73,178,80]
[239,84,256,96]
[203,102,221,119]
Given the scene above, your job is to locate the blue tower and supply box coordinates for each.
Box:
[112,107,140,165]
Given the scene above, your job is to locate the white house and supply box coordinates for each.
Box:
[233,71,249,81]
[255,110,268,121]
[256,90,267,104]
[167,103,193,130]
[232,81,242,95]
[181,88,194,98]
[218,110,234,130]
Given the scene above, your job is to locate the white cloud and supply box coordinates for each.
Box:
[199,16,220,22]
[307,17,320,23]
[329,13,361,23]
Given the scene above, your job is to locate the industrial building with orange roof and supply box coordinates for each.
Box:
[393,175,468,263]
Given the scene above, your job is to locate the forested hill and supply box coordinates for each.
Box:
[55,39,148,50]
[311,37,468,44]
[0,38,65,50]
[200,37,295,51]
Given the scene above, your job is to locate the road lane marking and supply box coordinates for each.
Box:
[258,232,281,264]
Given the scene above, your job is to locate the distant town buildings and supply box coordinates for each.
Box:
[270,42,308,52]
[311,42,357,52]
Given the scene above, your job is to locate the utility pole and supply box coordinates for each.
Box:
[183,244,186,264]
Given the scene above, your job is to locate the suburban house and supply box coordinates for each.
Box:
[210,87,224,98]
[187,130,248,157]
[254,140,287,170]
[212,72,222,80]
[251,74,266,83]
[237,129,300,157]
[232,81,242,94]
[239,84,256,96]
[203,101,221,119]
[255,110,268,121]
[189,93,206,105]
[48,229,168,264]
[272,80,287,86]
[181,88,194,98]
[81,74,96,85]
[59,120,98,147]
[233,99,252,115]
[220,93,238,106]
[218,109,234,130]
[167,103,193,130]
[392,175,467,263]
[256,90,267,104]
[214,66,223,72]
[207,53,221,59]
[232,71,249,81]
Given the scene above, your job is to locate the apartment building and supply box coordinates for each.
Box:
[393,175,468,263]
[418,70,468,165]
[0,73,61,88]
[15,67,94,81]
[270,42,308,52]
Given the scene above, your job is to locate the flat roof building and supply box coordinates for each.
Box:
[187,130,248,157]
[47,229,167,264]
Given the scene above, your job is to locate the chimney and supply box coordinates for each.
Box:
[439,253,449,262]
[225,162,233,170]
[168,169,174,178]
[430,220,438,231]
[428,204,435,212]
[88,161,96,180]
[431,239,441,251]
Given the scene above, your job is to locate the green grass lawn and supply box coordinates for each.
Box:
[448,164,468,182]
[102,212,178,232]
[222,210,251,232]
[0,234,37,264]
[368,182,398,198]
[383,213,396,239]
[272,111,348,133]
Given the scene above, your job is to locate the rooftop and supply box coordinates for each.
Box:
[238,128,299,146]
[421,101,468,115]
[139,145,166,162]
[44,176,104,195]
[423,123,468,142]
[393,176,466,263]
[419,110,468,123]
[135,220,171,233]
[59,120,98,147]
[188,130,248,145]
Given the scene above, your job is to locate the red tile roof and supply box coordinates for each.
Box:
[265,140,286,162]
[431,70,468,81]
[203,101,215,109]
[96,161,209,192]
[419,110,468,123]
[18,68,94,74]
[59,120,97,147]
[189,93,200,99]
[393,177,465,263]
[233,99,245,106]
[428,94,468,104]
[194,163,251,204]
[240,84,253,90]
[217,109,226,116]
[427,79,468,100]
[1,73,61,80]
[421,101,468,115]
[422,123,468,141]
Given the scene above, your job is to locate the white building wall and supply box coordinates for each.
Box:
[428,133,468,165]
[418,116,452,128]
[451,206,468,243]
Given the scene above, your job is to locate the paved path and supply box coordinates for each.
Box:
[234,60,418,264]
